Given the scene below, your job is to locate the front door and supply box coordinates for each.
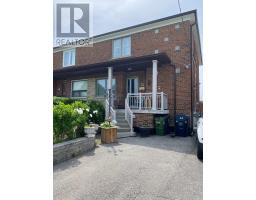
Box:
[127,77,138,94]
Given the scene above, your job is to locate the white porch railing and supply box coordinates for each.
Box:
[105,99,116,122]
[127,92,168,111]
[125,98,134,133]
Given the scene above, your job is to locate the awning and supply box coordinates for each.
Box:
[53,53,171,79]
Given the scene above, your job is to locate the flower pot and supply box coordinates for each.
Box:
[138,127,152,137]
[84,127,96,137]
[91,124,99,132]
[101,127,117,144]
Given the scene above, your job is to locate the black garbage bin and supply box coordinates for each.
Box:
[175,114,189,137]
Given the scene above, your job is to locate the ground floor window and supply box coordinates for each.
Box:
[96,79,116,97]
[72,80,88,97]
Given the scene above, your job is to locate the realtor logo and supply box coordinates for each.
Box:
[56,3,89,38]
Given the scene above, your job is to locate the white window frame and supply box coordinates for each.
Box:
[71,79,88,98]
[63,48,76,67]
[112,36,131,59]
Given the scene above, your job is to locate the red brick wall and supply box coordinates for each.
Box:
[53,21,191,69]
[53,20,201,128]
[133,113,154,127]
[53,51,62,70]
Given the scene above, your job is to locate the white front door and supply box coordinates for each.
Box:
[127,77,138,94]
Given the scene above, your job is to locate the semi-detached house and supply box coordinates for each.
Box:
[53,10,202,135]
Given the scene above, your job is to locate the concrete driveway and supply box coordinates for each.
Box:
[54,135,202,200]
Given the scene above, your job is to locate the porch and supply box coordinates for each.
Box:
[54,53,171,133]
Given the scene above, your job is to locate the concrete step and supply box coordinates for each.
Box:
[116,119,127,123]
[117,126,130,130]
[116,122,130,127]
[117,127,131,132]
[116,117,125,120]
[117,132,136,138]
[116,114,125,118]
[115,109,125,113]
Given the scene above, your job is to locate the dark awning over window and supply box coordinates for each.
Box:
[53,53,171,79]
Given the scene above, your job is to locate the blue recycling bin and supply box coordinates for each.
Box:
[175,114,189,137]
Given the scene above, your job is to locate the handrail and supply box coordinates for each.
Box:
[125,97,134,133]
[105,99,116,123]
[127,92,168,111]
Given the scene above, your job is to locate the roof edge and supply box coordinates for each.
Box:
[54,10,197,50]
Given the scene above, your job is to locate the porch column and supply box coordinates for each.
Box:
[152,60,158,110]
[107,67,113,106]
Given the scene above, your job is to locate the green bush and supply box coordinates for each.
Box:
[72,101,89,137]
[53,97,105,143]
[86,100,105,124]
[53,96,105,124]
[53,96,76,105]
[53,102,78,143]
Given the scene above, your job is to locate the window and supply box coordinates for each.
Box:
[175,46,181,51]
[63,49,75,67]
[175,24,180,29]
[112,36,131,58]
[96,79,116,97]
[72,80,87,97]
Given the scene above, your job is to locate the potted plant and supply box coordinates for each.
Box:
[84,124,99,137]
[138,122,153,137]
[100,118,117,144]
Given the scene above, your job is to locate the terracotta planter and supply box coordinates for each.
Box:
[101,127,117,144]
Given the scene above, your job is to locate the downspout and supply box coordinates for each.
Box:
[173,64,176,135]
[190,23,196,131]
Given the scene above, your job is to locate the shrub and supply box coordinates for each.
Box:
[86,100,105,124]
[71,101,89,137]
[53,102,78,143]
[53,96,76,105]
[53,97,105,143]
[53,96,105,124]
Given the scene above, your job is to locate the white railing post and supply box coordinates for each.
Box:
[161,92,164,111]
[152,60,158,110]
[125,97,134,133]
[130,114,133,133]
[125,98,127,120]
[127,93,130,107]
[139,93,142,110]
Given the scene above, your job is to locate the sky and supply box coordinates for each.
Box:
[53,0,203,100]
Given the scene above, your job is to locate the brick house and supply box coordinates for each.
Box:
[53,10,202,136]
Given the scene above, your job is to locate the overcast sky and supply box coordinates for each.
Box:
[53,0,203,100]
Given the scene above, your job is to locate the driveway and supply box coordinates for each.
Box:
[54,135,202,200]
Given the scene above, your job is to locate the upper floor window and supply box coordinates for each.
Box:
[72,80,87,97]
[63,49,75,67]
[112,36,131,58]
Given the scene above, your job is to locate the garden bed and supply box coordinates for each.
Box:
[53,135,95,165]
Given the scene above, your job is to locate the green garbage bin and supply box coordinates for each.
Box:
[155,115,169,136]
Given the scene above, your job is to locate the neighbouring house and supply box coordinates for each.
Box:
[53,10,202,136]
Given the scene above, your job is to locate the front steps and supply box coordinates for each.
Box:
[115,109,136,138]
